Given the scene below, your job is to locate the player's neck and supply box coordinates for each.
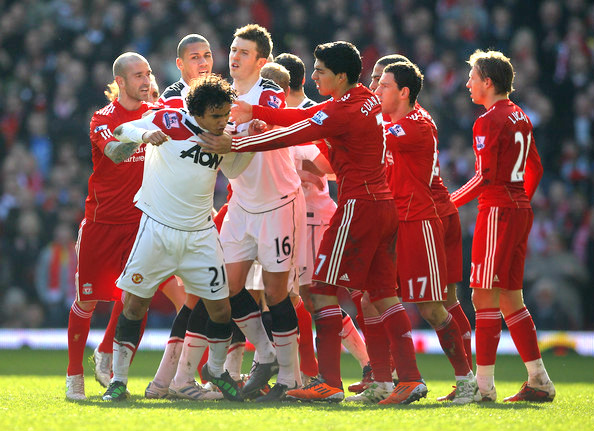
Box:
[234,72,261,96]
[117,95,143,111]
[331,82,357,100]
[389,105,414,123]
[286,90,306,108]
[483,93,508,110]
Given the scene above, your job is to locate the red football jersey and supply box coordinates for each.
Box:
[414,102,457,218]
[451,99,543,209]
[86,100,154,224]
[384,108,439,221]
[237,84,392,204]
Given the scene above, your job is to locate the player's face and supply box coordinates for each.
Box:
[196,102,231,135]
[178,42,213,81]
[375,72,402,115]
[229,37,263,81]
[311,59,341,97]
[122,60,152,102]
[466,66,488,106]
[369,62,385,92]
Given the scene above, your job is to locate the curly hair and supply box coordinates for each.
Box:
[186,74,237,117]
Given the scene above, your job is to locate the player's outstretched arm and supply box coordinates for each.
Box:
[109,120,169,163]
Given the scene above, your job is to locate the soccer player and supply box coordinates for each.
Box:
[101,74,254,402]
[451,49,555,402]
[272,53,370,383]
[220,24,306,402]
[374,61,479,405]
[66,52,157,400]
[93,72,187,390]
[202,41,426,405]
[360,54,474,401]
[144,33,220,401]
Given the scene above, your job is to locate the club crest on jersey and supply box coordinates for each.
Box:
[311,110,329,125]
[475,136,486,150]
[267,95,281,108]
[131,273,144,284]
[82,283,93,295]
[388,124,406,137]
[163,112,180,129]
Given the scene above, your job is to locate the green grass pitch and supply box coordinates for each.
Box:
[0,349,592,431]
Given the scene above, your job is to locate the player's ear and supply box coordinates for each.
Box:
[176,57,183,72]
[114,75,125,89]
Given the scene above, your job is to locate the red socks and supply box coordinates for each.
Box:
[381,303,421,382]
[314,305,343,388]
[98,300,124,354]
[475,308,501,366]
[435,313,471,376]
[363,317,392,382]
[447,301,473,370]
[67,302,93,376]
[295,298,318,377]
[505,307,542,362]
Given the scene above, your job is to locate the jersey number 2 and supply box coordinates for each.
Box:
[511,131,531,182]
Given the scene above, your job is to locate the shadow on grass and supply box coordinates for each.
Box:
[73,396,544,411]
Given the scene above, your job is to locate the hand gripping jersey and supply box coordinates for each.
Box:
[384,108,440,221]
[158,79,190,109]
[87,99,157,224]
[229,77,302,212]
[123,108,254,230]
[451,99,543,209]
[233,84,393,204]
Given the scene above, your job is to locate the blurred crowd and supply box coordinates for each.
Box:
[0,0,592,330]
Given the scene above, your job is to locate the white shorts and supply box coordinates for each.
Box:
[117,214,228,301]
[246,261,300,295]
[221,189,307,273]
[245,261,264,291]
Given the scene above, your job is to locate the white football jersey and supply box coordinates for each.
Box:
[229,77,301,212]
[293,144,337,225]
[123,108,254,230]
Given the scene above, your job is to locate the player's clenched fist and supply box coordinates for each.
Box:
[142,130,170,146]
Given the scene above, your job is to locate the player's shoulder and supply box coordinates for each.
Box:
[299,98,316,109]
[259,77,284,94]
[153,108,202,139]
[93,102,117,119]
[161,80,186,99]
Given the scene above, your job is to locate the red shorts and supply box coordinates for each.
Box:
[397,218,447,303]
[75,219,139,301]
[311,199,398,300]
[470,207,532,291]
[441,212,463,284]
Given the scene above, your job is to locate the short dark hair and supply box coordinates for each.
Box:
[234,24,273,59]
[467,49,514,95]
[376,54,411,67]
[384,61,424,106]
[314,41,361,85]
[186,74,237,117]
[274,53,305,91]
[177,34,209,59]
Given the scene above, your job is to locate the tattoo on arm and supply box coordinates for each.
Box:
[104,140,141,164]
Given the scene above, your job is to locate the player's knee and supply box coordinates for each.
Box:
[123,294,151,320]
[417,302,447,327]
